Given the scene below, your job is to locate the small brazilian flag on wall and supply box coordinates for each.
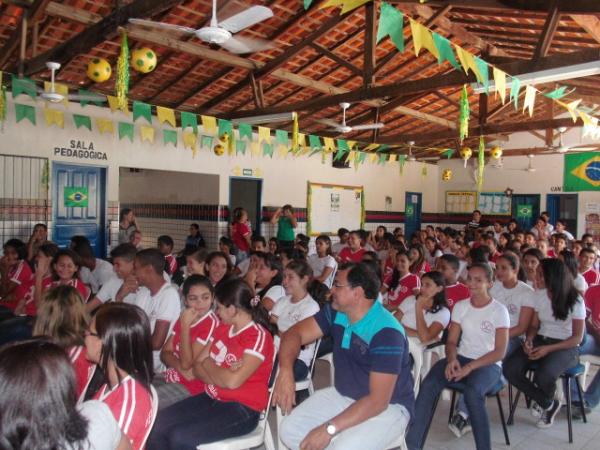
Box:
[564,152,600,191]
[64,187,89,207]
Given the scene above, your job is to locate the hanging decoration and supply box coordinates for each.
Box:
[118,122,134,142]
[458,84,469,143]
[132,101,152,123]
[86,58,111,83]
[490,146,503,159]
[14,103,36,125]
[291,112,299,153]
[116,31,130,112]
[213,143,225,156]
[43,108,65,128]
[376,2,404,52]
[0,72,6,129]
[163,129,177,146]
[130,47,157,74]
[321,0,372,15]
[11,75,37,99]
[477,136,485,192]
[460,146,472,168]
[442,169,452,181]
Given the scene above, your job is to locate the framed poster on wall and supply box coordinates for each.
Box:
[477,192,512,215]
[307,182,364,236]
[445,191,477,213]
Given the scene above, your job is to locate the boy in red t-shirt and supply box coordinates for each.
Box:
[580,248,600,287]
[337,230,366,263]
[158,235,178,277]
[437,254,470,311]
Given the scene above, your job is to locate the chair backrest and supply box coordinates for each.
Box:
[307,338,322,378]
[140,385,159,449]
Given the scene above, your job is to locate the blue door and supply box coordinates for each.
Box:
[52,162,107,257]
[511,194,540,231]
[404,192,422,240]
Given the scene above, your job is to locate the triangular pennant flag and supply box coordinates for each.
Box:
[258,126,271,144]
[181,112,198,134]
[432,33,460,70]
[236,140,247,155]
[140,125,155,143]
[473,57,489,92]
[376,144,389,153]
[510,77,521,110]
[543,86,569,100]
[250,141,261,156]
[323,137,336,152]
[118,122,134,141]
[96,118,114,134]
[398,154,407,174]
[378,153,388,165]
[376,2,404,52]
[107,95,129,114]
[73,114,92,130]
[388,154,397,163]
[183,131,197,150]
[337,139,349,151]
[454,45,471,75]
[12,75,36,99]
[334,148,348,161]
[442,148,455,159]
[523,85,536,117]
[200,115,216,135]
[410,18,439,59]
[79,89,103,107]
[362,143,380,152]
[44,81,69,107]
[346,140,356,150]
[218,118,233,139]
[163,129,177,146]
[493,68,507,104]
[421,164,428,177]
[308,134,322,149]
[44,108,64,128]
[358,152,367,163]
[263,142,274,157]
[200,135,213,149]
[304,0,314,10]
[275,129,288,145]
[341,0,370,14]
[238,123,253,140]
[132,101,152,123]
[15,103,36,125]
[370,153,378,164]
[157,106,176,127]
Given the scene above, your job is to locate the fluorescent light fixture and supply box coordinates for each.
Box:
[471,61,600,94]
[231,112,295,125]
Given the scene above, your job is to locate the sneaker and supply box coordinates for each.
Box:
[537,399,562,428]
[448,413,472,438]
[530,401,544,418]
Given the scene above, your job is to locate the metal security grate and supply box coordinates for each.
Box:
[0,154,49,252]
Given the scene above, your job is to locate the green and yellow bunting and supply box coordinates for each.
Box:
[73,114,92,131]
[11,75,36,99]
[238,122,253,140]
[118,122,134,141]
[181,111,198,134]
[133,101,152,123]
[15,103,36,124]
[376,2,404,52]
[163,129,177,146]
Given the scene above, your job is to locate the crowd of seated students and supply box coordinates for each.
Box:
[0,207,599,450]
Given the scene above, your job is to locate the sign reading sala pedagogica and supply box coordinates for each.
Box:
[54,140,108,161]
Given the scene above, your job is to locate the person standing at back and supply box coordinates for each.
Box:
[270,204,297,251]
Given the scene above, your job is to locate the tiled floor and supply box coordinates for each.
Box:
[263,361,600,450]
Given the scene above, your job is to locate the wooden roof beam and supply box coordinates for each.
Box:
[532,1,561,61]
[570,14,600,44]
[308,43,362,76]
[363,1,376,88]
[392,1,600,14]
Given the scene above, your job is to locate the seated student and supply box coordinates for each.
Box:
[531,217,550,241]
[234,236,267,277]
[554,219,575,241]
[129,229,143,250]
[185,223,205,250]
[15,242,59,316]
[71,238,113,295]
[158,275,219,409]
[394,271,450,345]
[503,259,585,428]
[86,303,154,450]
[205,251,232,288]
[436,254,470,312]
[381,241,404,288]
[271,260,320,381]
[466,209,482,232]
[536,239,552,258]
[85,244,139,312]
[498,232,512,252]
[33,285,95,402]
[524,231,537,248]
[147,279,275,450]
[268,237,279,255]
[408,244,430,276]
[274,263,414,450]
[0,339,130,450]
[218,236,236,267]
[281,247,307,268]
[560,249,589,296]
[552,233,568,256]
[0,238,32,311]
[26,223,48,264]
[307,234,337,288]
[337,230,366,263]
[41,249,91,303]
[157,235,178,277]
[331,227,349,256]
[424,237,443,269]
[579,247,600,286]
[133,249,181,372]
[522,248,544,289]
[484,236,501,263]
[184,247,208,278]
[245,252,285,311]
[406,263,510,450]
[384,251,421,310]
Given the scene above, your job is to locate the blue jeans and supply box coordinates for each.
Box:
[573,332,600,407]
[146,393,259,450]
[406,356,501,450]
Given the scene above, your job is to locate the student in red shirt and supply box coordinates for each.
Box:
[86,302,155,450]
[0,239,32,311]
[384,251,421,310]
[147,278,275,450]
[437,254,470,311]
[408,244,430,277]
[337,230,366,263]
[580,248,600,286]
[158,235,178,277]
[41,249,90,303]
[231,207,252,261]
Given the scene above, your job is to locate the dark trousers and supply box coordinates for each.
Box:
[146,393,260,450]
[503,335,578,409]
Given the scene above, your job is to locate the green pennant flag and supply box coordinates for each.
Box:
[337,139,349,151]
[309,148,322,157]
[218,118,233,139]
[378,153,388,165]
[163,129,177,146]
[510,77,521,110]
[308,134,322,149]
[334,149,348,161]
[442,148,455,159]
[79,89,104,107]
[544,86,572,100]
[11,75,36,99]
[200,135,213,149]
[398,154,407,174]
[238,122,253,140]
[181,112,198,134]
[376,144,389,153]
[118,122,134,142]
[304,0,313,9]
[432,33,460,70]
[263,142,274,157]
[563,152,600,191]
[73,114,92,130]
[15,103,36,124]
[376,2,404,52]
[358,152,367,164]
[236,140,247,155]
[474,57,489,93]
[132,101,152,123]
[275,129,288,145]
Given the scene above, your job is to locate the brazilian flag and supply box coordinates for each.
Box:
[64,187,89,207]
[564,152,600,191]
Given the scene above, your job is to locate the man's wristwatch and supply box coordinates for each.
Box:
[326,422,337,436]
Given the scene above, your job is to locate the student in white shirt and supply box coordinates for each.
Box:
[503,258,585,429]
[331,227,349,256]
[307,235,337,289]
[245,252,285,312]
[559,249,589,296]
[71,238,114,295]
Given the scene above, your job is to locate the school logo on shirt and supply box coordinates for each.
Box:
[399,285,408,293]
[480,320,494,334]
[508,304,518,315]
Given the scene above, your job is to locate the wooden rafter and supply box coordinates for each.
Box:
[570,14,600,44]
[392,1,600,14]
[308,43,362,76]
[363,1,376,88]
[532,0,561,60]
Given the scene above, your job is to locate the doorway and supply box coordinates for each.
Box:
[52,162,107,257]
[546,194,578,234]
[230,178,263,236]
[511,194,541,231]
[404,192,422,240]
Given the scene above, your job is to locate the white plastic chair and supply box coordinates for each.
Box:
[140,385,159,449]
[318,352,335,387]
[386,431,408,450]
[581,354,600,390]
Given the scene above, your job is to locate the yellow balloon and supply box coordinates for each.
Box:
[86,58,112,83]
[460,146,472,160]
[130,47,157,74]
[490,146,503,159]
[442,169,452,181]
[213,144,225,156]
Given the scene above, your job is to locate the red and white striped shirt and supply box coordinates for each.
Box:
[4,260,33,311]
[582,268,600,287]
[68,345,96,402]
[385,273,421,308]
[94,376,153,450]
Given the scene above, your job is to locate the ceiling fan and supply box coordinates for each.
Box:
[542,126,599,154]
[39,62,107,103]
[128,0,274,54]
[316,102,384,134]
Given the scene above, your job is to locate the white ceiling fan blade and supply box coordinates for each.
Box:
[350,123,385,131]
[68,94,107,102]
[315,118,342,128]
[220,35,275,54]
[218,6,273,33]
[128,18,196,34]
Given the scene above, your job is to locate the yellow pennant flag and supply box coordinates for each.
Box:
[182,131,197,155]
[523,85,536,117]
[454,45,471,74]
[258,126,271,144]
[320,0,370,14]
[347,150,356,162]
[44,108,64,128]
[156,106,176,127]
[579,110,592,127]
[410,18,439,59]
[250,141,261,156]
[297,133,307,154]
[369,153,378,164]
[140,125,155,143]
[347,140,357,150]
[44,81,69,107]
[388,154,398,163]
[278,144,289,158]
[107,95,129,114]
[362,143,379,152]
[493,68,507,104]
[96,118,114,134]
[201,115,217,135]
[565,99,582,123]
[323,137,336,153]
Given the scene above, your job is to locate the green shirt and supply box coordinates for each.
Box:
[277,216,295,241]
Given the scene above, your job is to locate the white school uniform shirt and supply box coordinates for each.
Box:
[95,275,137,304]
[272,293,320,367]
[534,288,586,340]
[489,280,536,328]
[69,401,122,450]
[236,258,251,277]
[425,250,443,268]
[80,259,114,294]
[260,285,286,305]
[451,299,510,365]
[398,295,450,331]
[307,254,337,288]
[574,273,588,295]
